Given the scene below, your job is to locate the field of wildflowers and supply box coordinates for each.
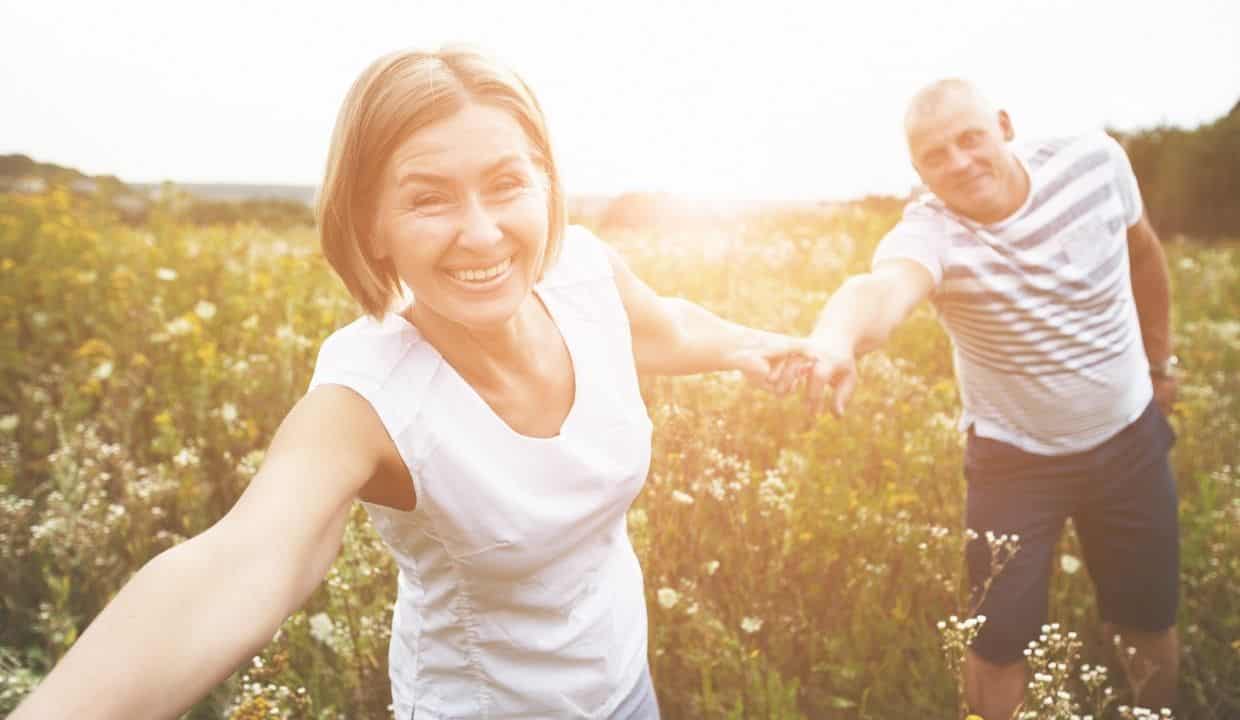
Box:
[1,188,1237,718]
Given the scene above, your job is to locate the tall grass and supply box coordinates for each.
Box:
[1,189,1236,718]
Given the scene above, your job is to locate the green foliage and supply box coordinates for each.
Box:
[179,197,314,230]
[1,193,1237,718]
[1113,99,1240,240]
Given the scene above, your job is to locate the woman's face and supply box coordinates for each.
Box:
[373,102,550,331]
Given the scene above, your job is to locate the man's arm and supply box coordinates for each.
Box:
[797,258,935,415]
[1127,211,1177,412]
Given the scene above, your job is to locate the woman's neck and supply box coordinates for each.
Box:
[408,296,549,389]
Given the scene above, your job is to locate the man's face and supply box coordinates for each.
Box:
[907,101,1024,224]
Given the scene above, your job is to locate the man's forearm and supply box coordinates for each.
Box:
[1129,237,1174,363]
[811,274,902,356]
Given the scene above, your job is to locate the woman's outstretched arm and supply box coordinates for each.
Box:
[603,243,806,381]
[11,385,392,720]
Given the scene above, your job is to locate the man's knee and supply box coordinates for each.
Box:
[964,650,1026,719]
[1104,622,1179,656]
[966,649,1026,679]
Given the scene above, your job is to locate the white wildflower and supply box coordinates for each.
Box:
[1060,553,1082,574]
[0,414,18,432]
[656,588,680,609]
[156,267,178,281]
[671,490,694,505]
[309,612,336,647]
[166,317,194,336]
[237,449,265,478]
[740,616,763,634]
[93,361,113,381]
[173,447,200,468]
[194,300,217,320]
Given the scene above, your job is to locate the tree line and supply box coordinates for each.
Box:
[5,97,1238,240]
[1113,98,1240,241]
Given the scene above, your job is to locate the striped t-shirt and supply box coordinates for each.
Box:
[873,130,1153,455]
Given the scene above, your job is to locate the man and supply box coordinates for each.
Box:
[792,79,1180,718]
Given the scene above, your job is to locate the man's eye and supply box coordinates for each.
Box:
[959,131,982,148]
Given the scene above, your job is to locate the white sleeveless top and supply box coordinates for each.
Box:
[308,227,654,719]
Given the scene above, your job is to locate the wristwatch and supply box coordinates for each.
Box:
[1149,355,1179,379]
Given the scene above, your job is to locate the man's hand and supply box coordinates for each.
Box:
[760,336,858,416]
[799,338,859,416]
[1152,374,1178,416]
[726,330,816,392]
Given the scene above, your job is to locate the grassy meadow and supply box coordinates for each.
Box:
[1,188,1237,718]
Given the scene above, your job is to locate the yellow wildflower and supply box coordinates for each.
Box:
[76,338,114,359]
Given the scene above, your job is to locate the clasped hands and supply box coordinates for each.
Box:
[728,331,858,416]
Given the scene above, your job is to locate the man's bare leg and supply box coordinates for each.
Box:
[1105,622,1179,711]
[965,649,1026,719]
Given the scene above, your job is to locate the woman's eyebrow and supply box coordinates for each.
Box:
[396,154,525,188]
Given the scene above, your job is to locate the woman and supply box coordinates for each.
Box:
[13,47,805,719]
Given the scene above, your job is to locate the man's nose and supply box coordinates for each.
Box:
[945,146,971,173]
[457,194,503,248]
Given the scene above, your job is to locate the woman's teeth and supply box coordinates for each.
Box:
[448,257,511,282]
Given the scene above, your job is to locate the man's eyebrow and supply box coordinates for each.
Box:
[395,154,525,188]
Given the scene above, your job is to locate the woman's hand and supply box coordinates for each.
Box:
[10,385,393,720]
[723,330,815,392]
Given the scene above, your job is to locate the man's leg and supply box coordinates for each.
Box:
[962,429,1074,719]
[964,650,1025,720]
[1076,401,1180,712]
[1103,622,1179,711]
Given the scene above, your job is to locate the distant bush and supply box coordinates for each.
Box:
[180,197,313,230]
[1113,99,1240,240]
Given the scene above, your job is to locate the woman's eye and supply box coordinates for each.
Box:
[409,193,450,210]
[490,175,527,194]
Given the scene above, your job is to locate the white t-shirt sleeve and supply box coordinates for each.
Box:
[1103,133,1144,227]
[871,201,953,289]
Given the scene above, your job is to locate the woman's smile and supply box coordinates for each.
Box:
[442,254,516,290]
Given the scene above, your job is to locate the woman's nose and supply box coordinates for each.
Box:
[457,194,503,248]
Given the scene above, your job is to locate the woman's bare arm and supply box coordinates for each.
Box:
[11,385,392,720]
[603,243,803,381]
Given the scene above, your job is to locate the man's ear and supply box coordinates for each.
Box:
[998,109,1015,142]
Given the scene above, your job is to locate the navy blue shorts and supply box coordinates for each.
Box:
[964,399,1180,665]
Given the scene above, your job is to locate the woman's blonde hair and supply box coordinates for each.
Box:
[317,47,566,317]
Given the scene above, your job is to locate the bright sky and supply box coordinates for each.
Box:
[3,0,1237,201]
